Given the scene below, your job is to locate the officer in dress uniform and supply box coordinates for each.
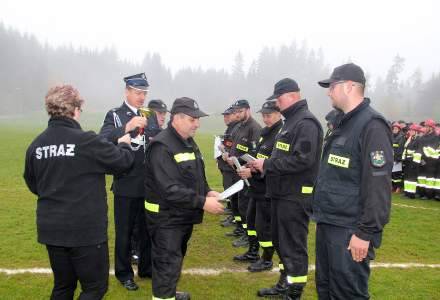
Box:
[99,73,152,291]
[313,63,393,300]
[144,97,224,300]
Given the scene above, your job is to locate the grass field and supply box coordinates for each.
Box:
[0,118,440,299]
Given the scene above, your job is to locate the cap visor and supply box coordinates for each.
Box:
[266,94,278,100]
[185,110,209,118]
[258,108,278,114]
[317,78,336,88]
[128,85,149,91]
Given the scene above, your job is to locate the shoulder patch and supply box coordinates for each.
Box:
[370,150,386,167]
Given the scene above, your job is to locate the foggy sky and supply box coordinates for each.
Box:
[1,0,439,80]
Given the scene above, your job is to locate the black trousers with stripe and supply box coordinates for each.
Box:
[271,197,310,280]
[255,196,272,246]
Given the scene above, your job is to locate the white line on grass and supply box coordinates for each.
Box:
[2,263,440,276]
[392,203,439,211]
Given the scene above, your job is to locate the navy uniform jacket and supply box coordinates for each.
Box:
[100,102,146,197]
[24,117,134,247]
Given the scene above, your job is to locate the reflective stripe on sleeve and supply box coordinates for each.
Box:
[234,216,242,222]
[247,230,257,236]
[301,186,313,194]
[256,153,269,159]
[145,201,159,213]
[174,152,196,163]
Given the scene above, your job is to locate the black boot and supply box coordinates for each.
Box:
[248,247,274,272]
[284,283,305,300]
[234,236,259,262]
[220,215,235,227]
[232,234,249,247]
[225,224,245,237]
[257,271,288,297]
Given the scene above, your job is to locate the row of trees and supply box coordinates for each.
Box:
[0,22,438,122]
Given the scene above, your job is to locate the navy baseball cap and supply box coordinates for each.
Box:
[232,99,250,109]
[221,105,234,115]
[318,63,366,88]
[124,73,149,91]
[171,97,208,118]
[257,101,280,114]
[267,78,300,100]
[148,99,168,112]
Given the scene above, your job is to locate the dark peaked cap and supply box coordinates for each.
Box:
[267,78,300,100]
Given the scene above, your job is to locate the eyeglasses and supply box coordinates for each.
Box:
[76,107,83,113]
[329,80,346,90]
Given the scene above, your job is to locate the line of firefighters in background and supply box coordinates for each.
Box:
[377,119,438,200]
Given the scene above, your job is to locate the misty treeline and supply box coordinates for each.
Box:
[1,22,439,122]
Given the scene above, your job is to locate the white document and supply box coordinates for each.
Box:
[240,153,256,163]
[219,180,244,200]
[392,162,402,172]
[213,135,222,159]
[231,157,250,186]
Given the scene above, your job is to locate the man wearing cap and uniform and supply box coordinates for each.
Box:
[144,97,224,300]
[250,78,323,299]
[145,99,169,144]
[100,73,152,291]
[224,99,262,248]
[235,101,283,272]
[218,105,240,227]
[313,63,392,299]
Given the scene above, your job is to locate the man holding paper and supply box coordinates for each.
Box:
[144,97,224,300]
[250,79,323,300]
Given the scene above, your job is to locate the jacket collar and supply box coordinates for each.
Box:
[261,119,283,137]
[337,98,371,127]
[48,116,81,129]
[168,125,195,149]
[281,99,308,119]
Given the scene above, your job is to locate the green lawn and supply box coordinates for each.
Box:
[0,122,439,299]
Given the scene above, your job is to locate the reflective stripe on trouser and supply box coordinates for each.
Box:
[425,177,436,189]
[417,176,427,188]
[245,198,257,237]
[287,275,308,284]
[271,198,309,285]
[153,297,175,300]
[255,196,273,248]
[404,181,417,194]
[435,178,440,190]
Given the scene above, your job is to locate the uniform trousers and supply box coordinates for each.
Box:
[245,197,257,236]
[315,224,374,300]
[255,196,272,247]
[271,198,310,282]
[114,195,151,281]
[148,223,193,299]
[46,242,109,300]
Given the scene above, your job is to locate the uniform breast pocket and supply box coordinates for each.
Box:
[177,161,196,180]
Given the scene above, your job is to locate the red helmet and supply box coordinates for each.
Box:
[409,123,420,131]
[425,119,436,128]
[392,122,404,129]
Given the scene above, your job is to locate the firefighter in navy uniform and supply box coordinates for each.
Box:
[24,85,134,300]
[224,99,262,248]
[217,105,240,227]
[391,122,405,193]
[99,73,152,290]
[144,97,224,300]
[250,79,323,300]
[313,63,392,300]
[235,101,283,272]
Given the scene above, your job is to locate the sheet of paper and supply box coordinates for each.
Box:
[213,135,222,159]
[240,153,256,163]
[219,180,244,200]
